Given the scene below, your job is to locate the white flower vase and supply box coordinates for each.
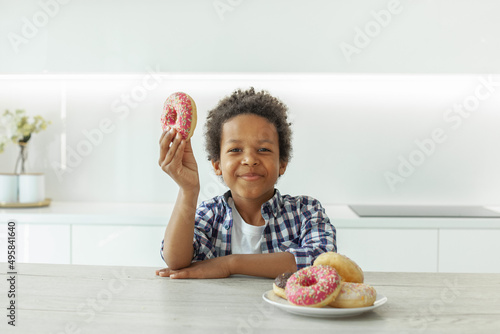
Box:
[14,142,28,174]
[0,174,18,203]
[8,142,46,204]
[18,173,45,203]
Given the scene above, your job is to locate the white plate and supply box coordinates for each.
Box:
[262,290,388,318]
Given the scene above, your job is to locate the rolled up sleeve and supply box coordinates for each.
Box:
[284,198,336,269]
[191,203,219,261]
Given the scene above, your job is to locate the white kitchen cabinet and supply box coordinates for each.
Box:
[336,228,439,272]
[439,229,500,273]
[2,203,499,272]
[0,223,70,264]
[72,225,166,267]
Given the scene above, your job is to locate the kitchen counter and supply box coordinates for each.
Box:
[0,263,499,333]
[2,201,500,228]
[2,203,500,272]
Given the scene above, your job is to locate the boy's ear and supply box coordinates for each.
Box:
[279,161,288,176]
[211,160,222,175]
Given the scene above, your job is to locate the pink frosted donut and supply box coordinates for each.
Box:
[161,92,197,139]
[285,265,341,308]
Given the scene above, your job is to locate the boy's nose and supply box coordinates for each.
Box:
[242,152,259,166]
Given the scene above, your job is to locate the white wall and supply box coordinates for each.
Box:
[1,0,500,73]
[0,74,499,205]
[1,1,500,205]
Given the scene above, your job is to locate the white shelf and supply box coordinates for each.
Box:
[0,201,174,226]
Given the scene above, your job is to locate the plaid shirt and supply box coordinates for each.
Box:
[161,189,336,269]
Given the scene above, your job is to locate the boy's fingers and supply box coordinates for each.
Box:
[157,269,172,277]
[155,269,166,276]
[171,138,187,165]
[161,133,182,168]
[170,270,190,279]
[156,267,191,279]
[159,127,175,147]
[158,129,176,165]
[183,139,196,158]
[158,128,169,145]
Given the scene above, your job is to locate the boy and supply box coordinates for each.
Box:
[156,88,335,279]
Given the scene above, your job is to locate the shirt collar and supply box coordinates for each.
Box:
[222,189,282,219]
[222,190,232,203]
[262,189,282,218]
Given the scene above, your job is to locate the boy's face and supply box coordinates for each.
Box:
[212,114,287,204]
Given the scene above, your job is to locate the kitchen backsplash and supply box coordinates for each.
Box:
[1,73,499,205]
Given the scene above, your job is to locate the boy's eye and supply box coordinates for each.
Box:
[258,148,271,152]
[228,148,241,153]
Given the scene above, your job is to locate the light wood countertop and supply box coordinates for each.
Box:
[1,263,499,333]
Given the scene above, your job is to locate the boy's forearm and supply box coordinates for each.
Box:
[163,188,199,269]
[228,252,297,278]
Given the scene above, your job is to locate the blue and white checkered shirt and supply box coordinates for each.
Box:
[161,189,336,269]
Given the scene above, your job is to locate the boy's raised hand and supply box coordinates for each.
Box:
[159,127,199,190]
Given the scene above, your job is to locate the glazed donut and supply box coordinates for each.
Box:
[285,265,341,308]
[313,252,364,283]
[273,272,293,300]
[161,92,197,140]
[329,282,377,308]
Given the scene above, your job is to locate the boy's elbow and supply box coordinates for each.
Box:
[163,251,191,270]
[162,249,169,265]
[165,262,182,270]
[165,260,190,271]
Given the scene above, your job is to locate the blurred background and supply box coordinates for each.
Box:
[1,0,499,205]
[0,0,500,205]
[1,0,499,270]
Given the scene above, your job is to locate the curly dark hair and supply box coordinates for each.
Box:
[205,87,292,163]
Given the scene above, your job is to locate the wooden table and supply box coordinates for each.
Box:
[1,263,499,333]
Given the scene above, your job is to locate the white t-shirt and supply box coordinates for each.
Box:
[228,198,265,254]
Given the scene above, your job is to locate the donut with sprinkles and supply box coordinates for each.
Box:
[161,92,197,140]
[285,265,341,308]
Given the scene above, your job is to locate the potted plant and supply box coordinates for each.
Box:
[0,109,50,204]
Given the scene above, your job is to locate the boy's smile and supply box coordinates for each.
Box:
[212,114,287,206]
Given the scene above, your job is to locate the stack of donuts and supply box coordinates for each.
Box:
[273,252,377,308]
